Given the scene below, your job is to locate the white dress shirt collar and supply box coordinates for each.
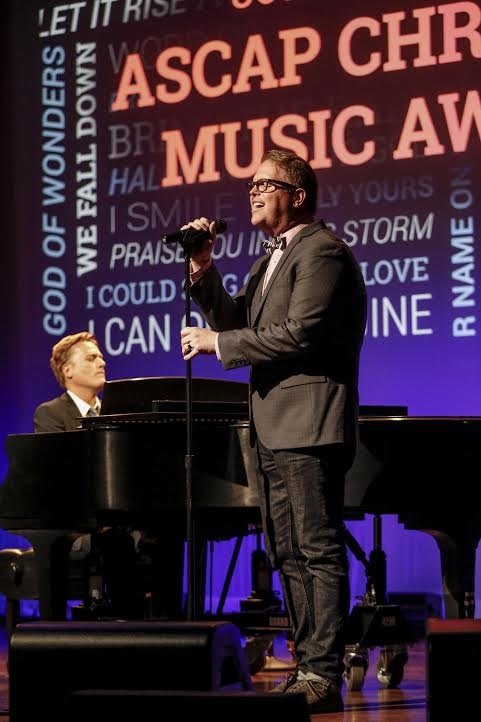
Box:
[280,222,309,246]
[67,389,100,417]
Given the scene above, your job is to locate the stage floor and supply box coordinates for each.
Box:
[0,622,427,721]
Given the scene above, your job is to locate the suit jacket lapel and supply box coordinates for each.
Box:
[251,233,303,325]
[248,258,269,323]
[249,221,329,326]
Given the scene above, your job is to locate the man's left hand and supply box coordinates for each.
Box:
[181,326,218,358]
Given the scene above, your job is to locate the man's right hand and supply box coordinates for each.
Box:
[181,217,217,273]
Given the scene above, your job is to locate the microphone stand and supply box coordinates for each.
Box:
[181,242,196,622]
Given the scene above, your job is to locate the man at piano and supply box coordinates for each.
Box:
[34,331,106,432]
[180,149,367,714]
[33,331,185,621]
[33,331,141,619]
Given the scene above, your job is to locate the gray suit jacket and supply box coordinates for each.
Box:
[34,392,82,432]
[191,221,367,458]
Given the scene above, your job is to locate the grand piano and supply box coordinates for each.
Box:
[1,377,481,624]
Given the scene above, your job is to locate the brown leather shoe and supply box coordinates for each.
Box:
[285,677,344,713]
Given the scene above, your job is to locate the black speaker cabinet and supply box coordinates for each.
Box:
[9,620,253,722]
[68,689,310,721]
[426,617,481,722]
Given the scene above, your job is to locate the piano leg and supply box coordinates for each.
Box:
[136,526,185,619]
[17,529,76,620]
[194,533,210,617]
[417,528,481,619]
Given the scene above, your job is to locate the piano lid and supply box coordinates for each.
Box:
[359,404,408,417]
[345,414,481,514]
[100,376,249,416]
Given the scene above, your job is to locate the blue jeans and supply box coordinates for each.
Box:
[255,438,350,686]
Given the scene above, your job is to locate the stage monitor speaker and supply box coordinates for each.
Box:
[426,617,481,722]
[68,689,310,721]
[9,620,253,722]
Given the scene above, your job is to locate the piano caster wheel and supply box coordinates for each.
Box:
[343,645,369,691]
[376,644,409,688]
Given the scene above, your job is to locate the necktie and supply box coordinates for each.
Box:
[87,406,99,417]
[262,236,286,255]
[261,237,286,294]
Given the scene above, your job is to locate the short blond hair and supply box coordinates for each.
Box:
[261,149,318,215]
[50,332,99,388]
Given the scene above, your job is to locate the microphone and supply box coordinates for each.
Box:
[161,219,227,245]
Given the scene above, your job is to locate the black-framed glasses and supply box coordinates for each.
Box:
[247,178,298,193]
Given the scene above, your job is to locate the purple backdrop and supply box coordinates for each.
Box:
[1,0,480,616]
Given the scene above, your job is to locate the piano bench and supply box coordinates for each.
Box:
[0,547,87,642]
[0,548,38,642]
